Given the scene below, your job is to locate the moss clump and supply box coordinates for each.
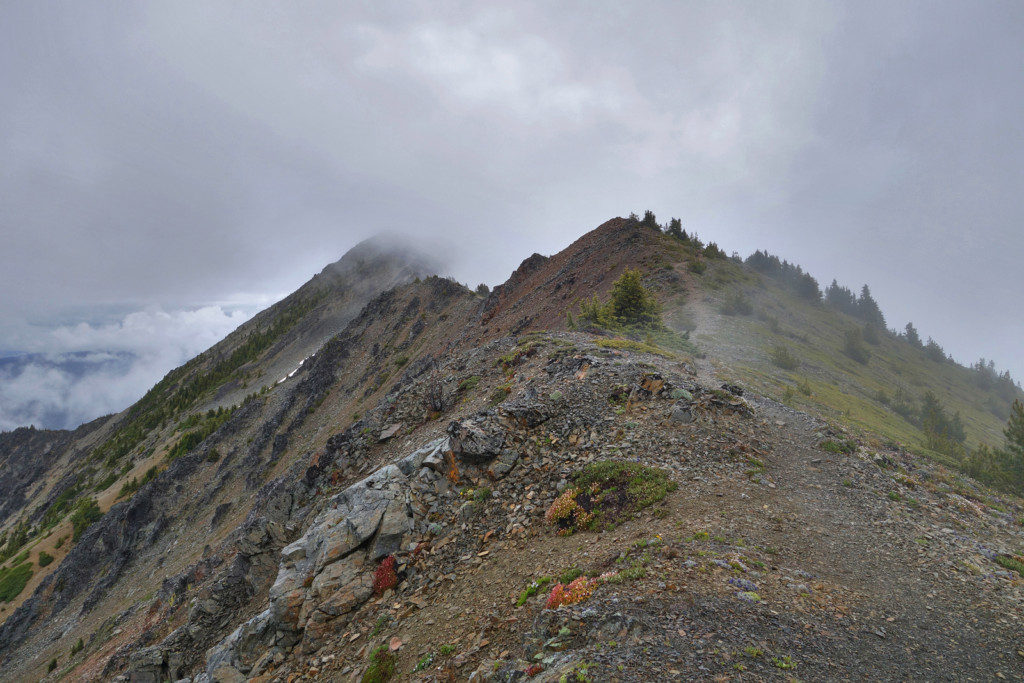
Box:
[457,375,481,392]
[820,439,857,455]
[545,460,677,535]
[488,383,512,406]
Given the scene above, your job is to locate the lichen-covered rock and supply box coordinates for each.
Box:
[670,401,694,424]
[448,417,505,462]
[499,398,551,428]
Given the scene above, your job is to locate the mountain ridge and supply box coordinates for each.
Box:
[0,217,1021,681]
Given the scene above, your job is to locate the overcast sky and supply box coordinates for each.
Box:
[2,1,1022,429]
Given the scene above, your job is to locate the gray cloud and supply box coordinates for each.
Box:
[0,306,256,430]
[1,1,1022,429]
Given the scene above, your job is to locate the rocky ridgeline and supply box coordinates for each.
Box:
[15,330,1019,680]
[123,338,711,681]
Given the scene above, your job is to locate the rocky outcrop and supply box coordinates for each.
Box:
[190,438,452,681]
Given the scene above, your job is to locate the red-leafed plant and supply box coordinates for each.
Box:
[373,556,398,595]
[545,576,596,609]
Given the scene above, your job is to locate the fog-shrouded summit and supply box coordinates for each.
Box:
[0,236,443,432]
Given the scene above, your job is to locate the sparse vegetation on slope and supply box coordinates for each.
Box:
[70,497,102,542]
[90,291,326,471]
[573,268,695,356]
[545,460,676,535]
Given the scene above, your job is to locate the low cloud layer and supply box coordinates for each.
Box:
[0,306,254,430]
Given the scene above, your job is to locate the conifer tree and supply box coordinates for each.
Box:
[666,217,684,239]
[608,269,661,327]
[904,322,922,348]
[925,338,946,362]
[1005,400,1024,457]
[825,280,858,316]
[857,285,886,328]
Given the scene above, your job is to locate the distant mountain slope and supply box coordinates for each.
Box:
[0,237,440,636]
[667,240,1022,463]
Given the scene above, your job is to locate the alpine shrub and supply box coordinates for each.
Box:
[372,556,398,595]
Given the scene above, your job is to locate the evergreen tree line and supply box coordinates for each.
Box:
[746,250,822,302]
[630,210,727,261]
[965,400,1024,495]
[971,358,1020,404]
[632,210,1021,400]
[824,281,886,328]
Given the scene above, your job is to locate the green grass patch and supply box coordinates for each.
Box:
[457,375,481,392]
[558,566,584,584]
[595,337,674,358]
[0,562,33,602]
[771,655,796,670]
[361,644,396,683]
[516,576,553,606]
[820,438,857,455]
[488,383,512,406]
[995,554,1024,576]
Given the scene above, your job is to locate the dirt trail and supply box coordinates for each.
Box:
[686,354,1022,679]
[745,396,1020,678]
